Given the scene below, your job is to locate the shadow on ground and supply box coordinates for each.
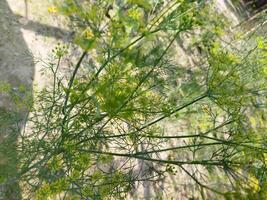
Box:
[0,0,34,199]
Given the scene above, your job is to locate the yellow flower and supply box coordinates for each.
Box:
[84,28,94,39]
[249,116,257,127]
[48,6,57,13]
[128,8,141,21]
[248,174,260,193]
[228,53,240,63]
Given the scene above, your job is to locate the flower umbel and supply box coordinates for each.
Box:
[84,28,94,39]
[48,6,57,13]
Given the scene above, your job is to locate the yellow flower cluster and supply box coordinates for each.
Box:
[84,28,94,39]
[128,8,141,21]
[48,6,57,13]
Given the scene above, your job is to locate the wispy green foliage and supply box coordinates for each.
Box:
[14,1,267,199]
